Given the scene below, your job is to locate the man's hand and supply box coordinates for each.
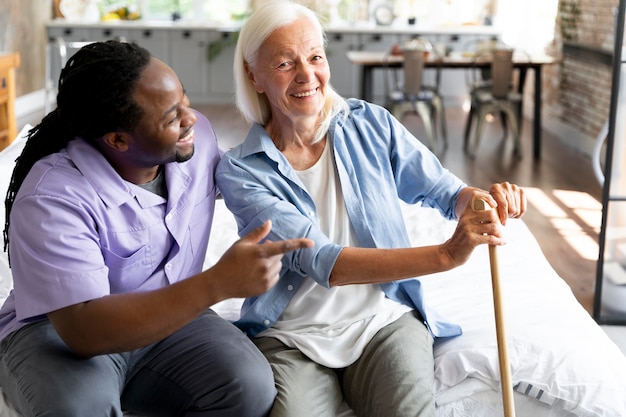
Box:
[211,221,313,298]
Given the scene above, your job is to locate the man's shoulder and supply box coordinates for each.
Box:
[28,150,85,189]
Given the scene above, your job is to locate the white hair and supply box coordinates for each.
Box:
[233,0,349,143]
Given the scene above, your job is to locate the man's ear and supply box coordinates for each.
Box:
[101,132,130,152]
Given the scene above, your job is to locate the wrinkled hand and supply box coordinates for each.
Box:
[212,221,313,299]
[488,181,526,224]
[443,183,526,267]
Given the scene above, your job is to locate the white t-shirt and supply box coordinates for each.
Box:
[260,140,412,368]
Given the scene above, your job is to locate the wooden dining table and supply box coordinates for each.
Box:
[346,50,556,160]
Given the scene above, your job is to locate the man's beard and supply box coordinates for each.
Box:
[175,145,195,163]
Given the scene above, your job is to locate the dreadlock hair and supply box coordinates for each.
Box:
[3,40,151,255]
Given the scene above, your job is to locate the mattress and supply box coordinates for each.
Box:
[1,125,625,416]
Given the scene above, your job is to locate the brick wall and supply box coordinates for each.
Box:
[559,56,612,139]
[545,0,618,152]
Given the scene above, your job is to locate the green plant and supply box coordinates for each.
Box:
[207,32,239,62]
[559,0,581,42]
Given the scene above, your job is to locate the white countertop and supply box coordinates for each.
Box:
[47,18,501,36]
[47,18,244,32]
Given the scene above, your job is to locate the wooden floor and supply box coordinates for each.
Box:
[194,103,604,315]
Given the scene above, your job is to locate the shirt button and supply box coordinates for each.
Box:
[308,211,315,217]
[263,319,270,326]
[165,263,172,270]
[287,285,294,291]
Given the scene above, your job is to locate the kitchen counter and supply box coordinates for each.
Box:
[47,18,244,32]
[46,19,500,106]
[47,18,501,36]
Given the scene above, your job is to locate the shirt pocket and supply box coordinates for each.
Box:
[102,244,157,292]
[102,244,149,270]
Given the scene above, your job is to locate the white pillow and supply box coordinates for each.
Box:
[407,212,626,417]
[0,124,31,301]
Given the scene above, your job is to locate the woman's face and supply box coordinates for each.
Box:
[247,16,330,125]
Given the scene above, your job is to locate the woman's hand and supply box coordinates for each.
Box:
[488,181,526,224]
[444,183,526,267]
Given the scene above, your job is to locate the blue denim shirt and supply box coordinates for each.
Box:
[216,99,465,339]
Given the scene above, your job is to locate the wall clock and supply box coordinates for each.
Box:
[374,4,395,26]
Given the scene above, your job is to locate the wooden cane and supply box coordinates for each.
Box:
[473,198,516,417]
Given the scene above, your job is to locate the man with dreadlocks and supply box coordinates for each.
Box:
[0,40,312,417]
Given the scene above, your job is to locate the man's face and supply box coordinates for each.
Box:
[127,58,198,168]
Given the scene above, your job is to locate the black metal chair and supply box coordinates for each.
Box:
[464,46,526,158]
[384,38,447,154]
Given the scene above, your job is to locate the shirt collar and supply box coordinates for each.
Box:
[67,138,189,210]
[239,123,296,178]
[67,138,137,209]
[240,117,343,158]
[240,123,278,158]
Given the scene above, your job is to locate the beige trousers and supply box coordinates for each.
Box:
[254,310,436,417]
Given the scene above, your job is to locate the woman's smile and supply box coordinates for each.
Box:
[292,88,319,98]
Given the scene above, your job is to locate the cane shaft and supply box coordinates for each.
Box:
[489,245,516,417]
[473,198,515,417]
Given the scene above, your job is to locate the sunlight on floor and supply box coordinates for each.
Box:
[552,189,603,230]
[525,187,601,261]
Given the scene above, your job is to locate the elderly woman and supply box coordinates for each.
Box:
[216,1,526,416]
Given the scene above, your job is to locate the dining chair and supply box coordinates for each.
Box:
[463,46,523,158]
[384,38,447,154]
[462,38,509,144]
[45,37,126,114]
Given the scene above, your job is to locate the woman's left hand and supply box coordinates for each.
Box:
[488,182,527,225]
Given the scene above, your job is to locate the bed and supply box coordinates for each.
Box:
[0,125,625,417]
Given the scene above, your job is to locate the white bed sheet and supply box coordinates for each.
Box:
[1,126,626,416]
[208,194,626,417]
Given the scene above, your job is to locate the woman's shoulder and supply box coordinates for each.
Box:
[340,98,395,132]
[344,98,392,120]
[346,97,383,111]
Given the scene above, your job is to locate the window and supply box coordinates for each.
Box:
[140,0,194,20]
[136,0,250,22]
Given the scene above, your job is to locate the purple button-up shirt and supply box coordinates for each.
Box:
[0,111,221,342]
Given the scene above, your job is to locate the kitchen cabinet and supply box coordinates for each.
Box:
[123,28,170,63]
[46,25,91,99]
[207,31,238,103]
[325,31,361,99]
[46,20,500,106]
[169,29,212,103]
[46,25,161,112]
[594,0,626,325]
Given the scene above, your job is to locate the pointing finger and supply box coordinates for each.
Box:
[240,221,272,245]
[260,238,314,257]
